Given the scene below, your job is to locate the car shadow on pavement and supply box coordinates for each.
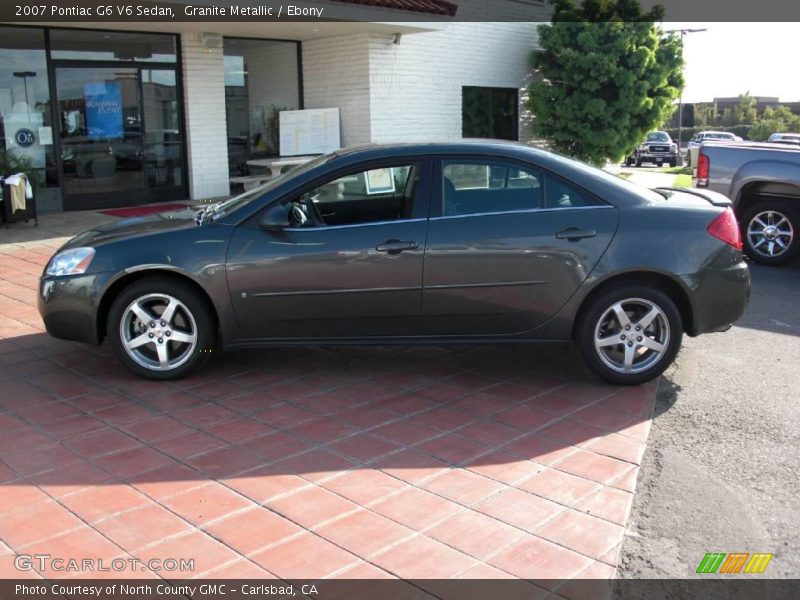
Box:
[0,332,663,581]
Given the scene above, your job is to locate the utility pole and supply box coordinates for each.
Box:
[666,28,707,164]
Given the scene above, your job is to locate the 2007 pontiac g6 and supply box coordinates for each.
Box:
[39,141,750,385]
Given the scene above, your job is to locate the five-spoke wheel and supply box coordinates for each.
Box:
[120,294,199,371]
[108,277,215,380]
[578,285,682,385]
[593,298,670,375]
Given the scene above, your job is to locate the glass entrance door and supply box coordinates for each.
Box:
[55,65,185,210]
[56,66,143,209]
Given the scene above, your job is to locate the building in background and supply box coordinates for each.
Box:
[0,0,552,211]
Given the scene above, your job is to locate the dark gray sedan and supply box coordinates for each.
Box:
[38,141,750,385]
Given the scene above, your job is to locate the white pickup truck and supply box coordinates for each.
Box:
[696,141,800,265]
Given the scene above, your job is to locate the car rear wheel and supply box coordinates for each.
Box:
[577,285,682,385]
[107,277,216,380]
[741,200,798,266]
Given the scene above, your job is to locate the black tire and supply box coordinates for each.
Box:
[107,276,216,380]
[740,200,799,266]
[669,158,677,168]
[576,284,683,386]
[625,157,634,167]
[656,160,664,168]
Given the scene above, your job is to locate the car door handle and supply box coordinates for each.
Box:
[376,240,419,254]
[555,228,597,241]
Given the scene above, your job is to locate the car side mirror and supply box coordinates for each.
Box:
[257,204,290,230]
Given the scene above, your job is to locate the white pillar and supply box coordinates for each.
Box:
[181,33,230,200]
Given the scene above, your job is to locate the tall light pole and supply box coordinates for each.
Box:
[666,28,707,164]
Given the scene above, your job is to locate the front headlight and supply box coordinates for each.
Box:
[670,144,678,152]
[45,247,96,276]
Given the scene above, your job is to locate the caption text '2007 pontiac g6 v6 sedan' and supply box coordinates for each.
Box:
[38,141,750,385]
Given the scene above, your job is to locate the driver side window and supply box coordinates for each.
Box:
[287,164,419,228]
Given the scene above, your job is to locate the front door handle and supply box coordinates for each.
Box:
[555,228,597,242]
[376,240,419,255]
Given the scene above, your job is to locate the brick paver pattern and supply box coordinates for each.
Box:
[0,216,657,595]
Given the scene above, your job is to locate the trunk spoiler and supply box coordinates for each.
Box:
[653,187,732,208]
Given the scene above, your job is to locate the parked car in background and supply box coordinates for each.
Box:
[696,141,800,265]
[687,131,741,167]
[687,131,738,152]
[625,131,679,167]
[38,141,749,385]
[767,133,800,146]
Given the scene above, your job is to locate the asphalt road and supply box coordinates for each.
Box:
[618,257,800,592]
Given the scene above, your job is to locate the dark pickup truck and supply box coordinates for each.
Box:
[696,142,800,265]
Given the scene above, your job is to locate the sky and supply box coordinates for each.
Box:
[666,23,800,103]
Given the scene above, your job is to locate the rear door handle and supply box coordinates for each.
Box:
[555,228,597,241]
[376,240,419,254]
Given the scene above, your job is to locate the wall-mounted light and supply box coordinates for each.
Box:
[201,33,223,53]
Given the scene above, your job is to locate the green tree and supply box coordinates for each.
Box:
[749,105,800,140]
[527,0,684,165]
[721,92,758,126]
[694,102,716,127]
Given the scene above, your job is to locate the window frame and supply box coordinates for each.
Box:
[250,156,434,231]
[430,155,610,220]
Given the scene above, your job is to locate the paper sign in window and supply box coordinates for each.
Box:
[365,168,395,195]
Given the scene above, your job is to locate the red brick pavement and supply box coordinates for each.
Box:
[0,237,657,594]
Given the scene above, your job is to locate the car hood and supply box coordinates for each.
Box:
[61,207,202,250]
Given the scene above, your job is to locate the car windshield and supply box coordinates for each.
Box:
[646,132,670,142]
[205,154,333,220]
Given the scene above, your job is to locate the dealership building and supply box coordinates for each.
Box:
[0,0,550,212]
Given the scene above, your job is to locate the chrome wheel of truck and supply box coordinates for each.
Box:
[742,201,799,266]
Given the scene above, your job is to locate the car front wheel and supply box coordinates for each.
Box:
[107,276,216,380]
[741,200,798,266]
[577,285,683,385]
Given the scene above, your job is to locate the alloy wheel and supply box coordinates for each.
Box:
[593,298,670,374]
[747,210,794,258]
[119,293,198,371]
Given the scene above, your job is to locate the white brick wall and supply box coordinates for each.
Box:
[367,22,542,145]
[301,35,373,146]
[300,22,544,148]
[179,22,549,199]
[181,33,230,200]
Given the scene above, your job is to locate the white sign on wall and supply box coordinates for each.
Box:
[279,108,340,157]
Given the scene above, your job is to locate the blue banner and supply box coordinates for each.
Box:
[84,82,123,139]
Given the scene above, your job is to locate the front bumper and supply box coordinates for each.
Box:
[681,255,750,336]
[638,151,678,161]
[38,272,113,345]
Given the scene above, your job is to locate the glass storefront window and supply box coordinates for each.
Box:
[50,29,177,63]
[0,26,57,189]
[142,69,183,189]
[223,38,301,178]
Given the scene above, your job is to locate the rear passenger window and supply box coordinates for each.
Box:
[442,160,542,216]
[544,176,602,209]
